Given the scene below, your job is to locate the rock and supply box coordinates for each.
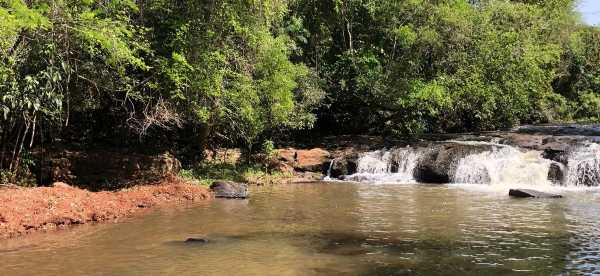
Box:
[542,149,569,164]
[327,154,359,179]
[278,148,330,172]
[516,124,600,136]
[185,237,209,243]
[509,189,562,198]
[276,162,295,174]
[210,181,249,199]
[503,133,595,157]
[414,142,495,183]
[291,172,324,183]
[548,163,565,184]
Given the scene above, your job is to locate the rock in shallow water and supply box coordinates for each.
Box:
[185,237,209,243]
[509,189,562,199]
[210,181,249,199]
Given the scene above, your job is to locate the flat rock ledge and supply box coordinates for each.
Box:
[509,189,562,199]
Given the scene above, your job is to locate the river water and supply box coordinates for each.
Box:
[1,183,600,275]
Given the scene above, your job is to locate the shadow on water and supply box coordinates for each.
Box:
[164,228,572,275]
[305,231,570,275]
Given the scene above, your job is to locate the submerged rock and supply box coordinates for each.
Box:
[185,237,209,243]
[509,189,562,199]
[210,181,249,199]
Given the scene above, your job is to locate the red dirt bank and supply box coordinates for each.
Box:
[0,178,212,239]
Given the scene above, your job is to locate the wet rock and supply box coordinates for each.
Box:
[414,142,495,183]
[210,181,249,199]
[185,237,209,243]
[542,149,569,164]
[327,154,359,179]
[548,163,565,184]
[509,189,562,198]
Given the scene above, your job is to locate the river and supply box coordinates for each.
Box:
[1,182,599,275]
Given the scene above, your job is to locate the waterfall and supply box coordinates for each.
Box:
[356,150,392,174]
[339,141,600,187]
[344,147,420,183]
[323,159,336,180]
[565,143,600,187]
[452,146,553,187]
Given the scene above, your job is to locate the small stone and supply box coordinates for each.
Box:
[185,237,209,243]
[509,189,562,199]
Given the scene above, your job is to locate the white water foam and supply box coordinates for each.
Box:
[338,142,600,190]
[565,143,600,187]
[452,146,553,187]
[343,147,420,183]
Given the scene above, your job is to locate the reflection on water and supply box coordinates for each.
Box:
[1,183,599,275]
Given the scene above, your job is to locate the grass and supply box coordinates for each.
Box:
[179,160,293,186]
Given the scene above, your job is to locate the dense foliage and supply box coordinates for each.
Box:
[290,0,599,134]
[1,0,599,183]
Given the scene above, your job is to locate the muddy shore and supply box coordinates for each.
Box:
[0,178,212,240]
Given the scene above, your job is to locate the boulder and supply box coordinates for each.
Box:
[509,189,562,199]
[327,154,359,179]
[542,149,569,164]
[413,142,495,183]
[278,148,330,172]
[210,181,249,199]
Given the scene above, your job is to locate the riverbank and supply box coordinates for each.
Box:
[0,178,212,240]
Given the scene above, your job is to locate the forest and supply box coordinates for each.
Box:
[1,0,599,184]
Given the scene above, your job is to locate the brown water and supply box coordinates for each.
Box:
[1,182,600,275]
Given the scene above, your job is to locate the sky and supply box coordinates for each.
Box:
[578,0,600,25]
